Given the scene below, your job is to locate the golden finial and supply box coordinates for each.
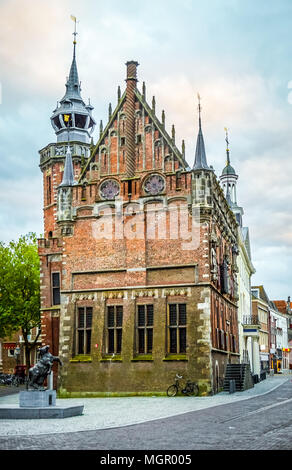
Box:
[71,15,78,45]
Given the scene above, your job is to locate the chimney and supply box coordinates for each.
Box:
[287,296,291,314]
[125,61,139,178]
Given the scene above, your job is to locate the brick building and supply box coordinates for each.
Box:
[273,298,292,370]
[38,33,240,395]
[0,329,41,374]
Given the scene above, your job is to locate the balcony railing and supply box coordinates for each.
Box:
[242,349,250,364]
[242,315,260,326]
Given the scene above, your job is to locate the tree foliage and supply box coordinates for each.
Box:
[0,233,41,356]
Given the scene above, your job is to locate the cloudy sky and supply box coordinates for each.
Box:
[0,0,291,301]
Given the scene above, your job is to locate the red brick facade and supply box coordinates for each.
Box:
[38,62,239,395]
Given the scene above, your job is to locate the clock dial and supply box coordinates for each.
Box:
[100,179,120,200]
[144,174,165,195]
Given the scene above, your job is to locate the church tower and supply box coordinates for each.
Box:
[38,19,95,386]
[39,18,95,239]
[219,128,243,227]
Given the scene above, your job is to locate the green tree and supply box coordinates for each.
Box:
[0,233,41,372]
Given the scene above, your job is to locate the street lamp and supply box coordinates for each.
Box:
[15,344,21,366]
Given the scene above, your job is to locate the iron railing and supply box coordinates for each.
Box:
[242,315,260,326]
[242,349,250,364]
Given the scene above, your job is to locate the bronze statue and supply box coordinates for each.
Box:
[28,345,62,390]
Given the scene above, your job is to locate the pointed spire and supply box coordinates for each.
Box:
[109,102,112,120]
[64,16,81,100]
[90,136,94,153]
[193,93,211,171]
[60,142,75,187]
[182,139,185,157]
[117,86,121,103]
[152,96,156,113]
[162,110,165,127]
[172,124,175,143]
[142,81,146,99]
[221,128,236,176]
[51,17,96,143]
[225,127,231,167]
[220,128,239,210]
[100,120,103,137]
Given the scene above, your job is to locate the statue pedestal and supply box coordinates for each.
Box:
[19,390,56,408]
[0,390,84,419]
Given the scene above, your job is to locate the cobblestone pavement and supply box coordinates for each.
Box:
[0,376,291,450]
[0,376,289,437]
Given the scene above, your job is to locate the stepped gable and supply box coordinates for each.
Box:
[79,63,188,183]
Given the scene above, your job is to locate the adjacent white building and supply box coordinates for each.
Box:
[220,131,258,375]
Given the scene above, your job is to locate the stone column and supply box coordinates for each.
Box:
[246,336,253,372]
[253,337,261,376]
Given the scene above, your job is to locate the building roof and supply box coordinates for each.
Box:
[252,285,274,308]
[273,299,292,315]
[252,286,289,314]
[79,64,190,181]
[50,30,95,143]
[221,164,236,176]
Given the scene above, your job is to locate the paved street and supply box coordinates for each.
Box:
[0,376,291,450]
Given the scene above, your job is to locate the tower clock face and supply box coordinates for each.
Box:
[144,174,165,195]
[100,179,120,200]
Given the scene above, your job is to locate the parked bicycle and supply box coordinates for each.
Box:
[0,373,23,387]
[167,374,199,397]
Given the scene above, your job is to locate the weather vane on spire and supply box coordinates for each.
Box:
[224,127,230,166]
[71,15,78,51]
[197,93,202,128]
[197,93,201,115]
[224,127,229,148]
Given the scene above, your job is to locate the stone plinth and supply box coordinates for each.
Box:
[0,389,84,419]
[19,390,56,408]
[0,404,84,419]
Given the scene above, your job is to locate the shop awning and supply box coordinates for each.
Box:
[3,343,16,350]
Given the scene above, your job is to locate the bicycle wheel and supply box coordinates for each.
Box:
[185,382,199,396]
[167,384,178,397]
[12,376,20,387]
